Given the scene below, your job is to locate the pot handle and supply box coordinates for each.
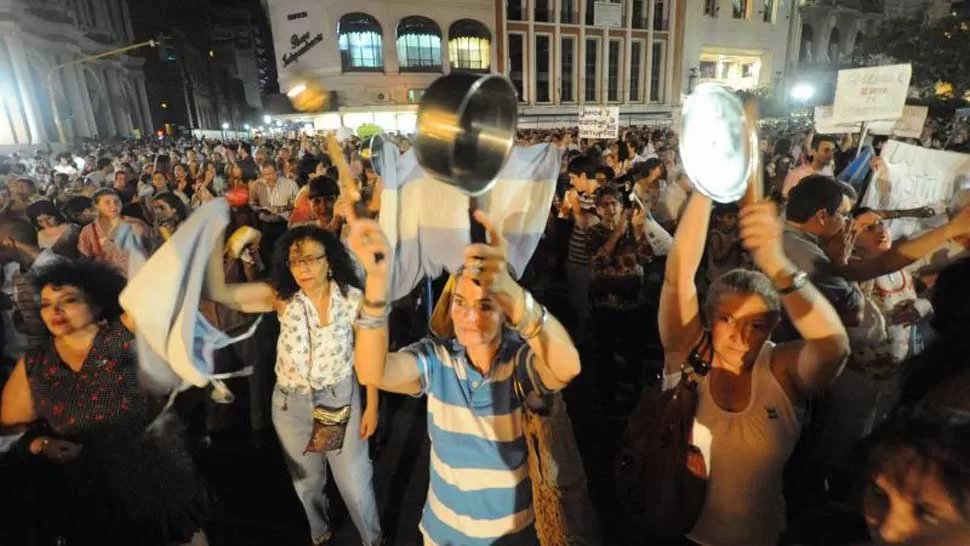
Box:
[469,197,486,244]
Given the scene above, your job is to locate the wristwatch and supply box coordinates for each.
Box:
[775,270,809,295]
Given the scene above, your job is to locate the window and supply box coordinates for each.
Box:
[763,0,775,22]
[654,0,669,30]
[535,0,552,22]
[407,89,426,103]
[732,0,749,19]
[650,40,666,103]
[562,0,578,24]
[632,0,646,28]
[629,40,643,102]
[509,33,526,101]
[338,13,384,71]
[507,0,524,21]
[449,19,491,71]
[585,37,599,102]
[607,39,621,102]
[397,17,442,72]
[704,0,718,16]
[585,0,595,25]
[535,35,552,103]
[560,36,576,102]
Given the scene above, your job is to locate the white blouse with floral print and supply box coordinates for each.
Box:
[275,281,362,391]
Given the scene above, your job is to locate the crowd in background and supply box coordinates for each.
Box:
[0,117,968,546]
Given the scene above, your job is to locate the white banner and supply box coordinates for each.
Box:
[593,1,623,27]
[869,105,929,139]
[814,105,859,134]
[862,140,970,238]
[833,64,912,124]
[579,106,620,139]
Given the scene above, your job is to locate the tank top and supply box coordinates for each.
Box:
[687,342,803,546]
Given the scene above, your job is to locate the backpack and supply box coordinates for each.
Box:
[614,334,713,539]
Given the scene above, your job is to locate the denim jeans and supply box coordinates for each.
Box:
[272,375,382,545]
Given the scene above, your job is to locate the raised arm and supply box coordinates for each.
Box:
[740,202,850,400]
[658,192,710,372]
[837,207,970,282]
[203,232,276,314]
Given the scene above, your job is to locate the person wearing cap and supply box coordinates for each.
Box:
[77,188,150,276]
[289,175,346,236]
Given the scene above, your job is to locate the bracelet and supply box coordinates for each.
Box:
[520,305,548,340]
[357,306,390,329]
[363,297,388,309]
[510,290,537,332]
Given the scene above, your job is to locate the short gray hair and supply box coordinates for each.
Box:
[704,269,781,322]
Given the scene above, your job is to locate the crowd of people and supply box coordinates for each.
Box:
[0,119,968,546]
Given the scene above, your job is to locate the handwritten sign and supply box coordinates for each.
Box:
[861,140,970,238]
[833,64,912,124]
[282,32,323,68]
[869,105,929,139]
[579,106,619,139]
[814,105,859,134]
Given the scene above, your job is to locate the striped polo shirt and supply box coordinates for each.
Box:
[403,334,555,546]
[567,191,597,266]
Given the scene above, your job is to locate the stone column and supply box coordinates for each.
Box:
[72,66,100,138]
[94,67,118,137]
[6,35,48,143]
[104,68,131,135]
[135,77,154,135]
[0,37,31,144]
[120,0,135,42]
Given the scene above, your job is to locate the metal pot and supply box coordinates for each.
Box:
[414,72,519,196]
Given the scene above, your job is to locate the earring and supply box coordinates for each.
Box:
[327,269,333,280]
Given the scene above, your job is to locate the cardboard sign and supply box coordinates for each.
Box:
[862,140,970,238]
[815,105,859,134]
[579,106,619,139]
[833,64,912,124]
[869,105,929,139]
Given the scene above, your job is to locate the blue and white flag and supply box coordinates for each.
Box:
[376,142,563,300]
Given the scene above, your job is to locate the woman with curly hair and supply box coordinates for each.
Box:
[0,259,208,545]
[204,224,383,546]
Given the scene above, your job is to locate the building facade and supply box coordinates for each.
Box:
[0,0,154,149]
[128,0,262,137]
[501,0,683,127]
[679,0,798,96]
[265,0,497,133]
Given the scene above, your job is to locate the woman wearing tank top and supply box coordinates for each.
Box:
[658,194,850,546]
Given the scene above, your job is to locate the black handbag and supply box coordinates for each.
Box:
[614,334,713,538]
[298,298,351,455]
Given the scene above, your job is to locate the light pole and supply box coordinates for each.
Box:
[46,39,158,144]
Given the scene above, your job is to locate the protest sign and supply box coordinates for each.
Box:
[862,140,970,238]
[579,106,619,139]
[815,105,859,134]
[593,1,623,27]
[833,64,912,124]
[869,105,929,139]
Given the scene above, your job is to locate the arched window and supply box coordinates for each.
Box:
[448,19,491,72]
[799,24,814,66]
[828,27,841,66]
[338,13,384,72]
[397,17,442,72]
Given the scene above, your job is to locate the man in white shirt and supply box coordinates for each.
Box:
[783,134,837,197]
[250,161,299,222]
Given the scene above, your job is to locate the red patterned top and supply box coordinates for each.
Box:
[24,321,159,438]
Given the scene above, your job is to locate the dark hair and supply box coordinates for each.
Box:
[594,186,623,205]
[96,157,112,171]
[63,196,93,215]
[297,157,322,187]
[785,175,851,223]
[567,155,597,179]
[616,140,630,162]
[852,206,876,218]
[640,157,663,178]
[713,202,740,216]
[260,160,278,172]
[238,142,252,155]
[154,154,172,177]
[270,225,362,301]
[308,175,339,199]
[812,134,837,150]
[92,187,120,203]
[32,259,127,321]
[865,412,970,520]
[152,192,188,222]
[25,200,64,228]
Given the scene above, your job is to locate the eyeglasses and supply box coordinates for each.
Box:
[286,254,326,269]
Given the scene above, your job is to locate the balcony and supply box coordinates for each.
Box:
[534,8,554,22]
[561,11,580,24]
[799,0,885,13]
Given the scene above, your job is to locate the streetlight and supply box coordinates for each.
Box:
[244,123,251,131]
[263,114,271,124]
[47,39,159,144]
[791,83,815,102]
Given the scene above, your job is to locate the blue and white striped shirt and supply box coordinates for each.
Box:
[403,334,555,546]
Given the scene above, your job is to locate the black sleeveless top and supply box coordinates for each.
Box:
[24,320,159,438]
